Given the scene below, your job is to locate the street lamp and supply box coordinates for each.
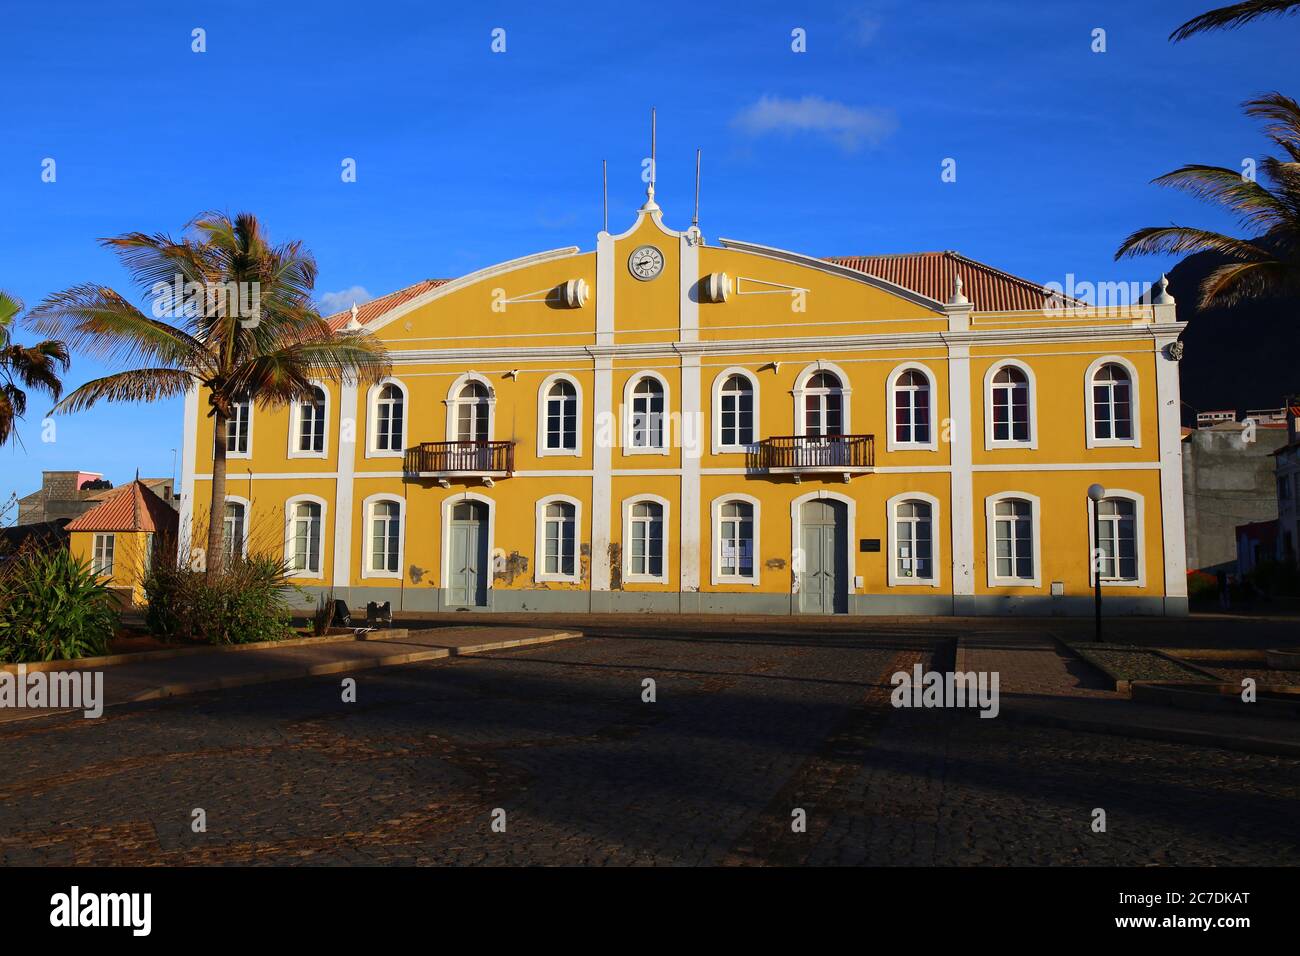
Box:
[1088,483,1105,643]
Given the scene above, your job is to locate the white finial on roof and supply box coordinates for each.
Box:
[948,273,969,307]
[1153,274,1175,305]
[345,301,363,331]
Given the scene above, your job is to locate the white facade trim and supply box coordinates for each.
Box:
[789,489,858,597]
[590,355,614,591]
[332,382,358,589]
[947,345,975,598]
[178,385,199,561]
[680,354,702,593]
[1154,337,1189,598]
[439,491,496,594]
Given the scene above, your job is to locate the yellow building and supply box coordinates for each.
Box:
[68,479,176,605]
[179,188,1188,616]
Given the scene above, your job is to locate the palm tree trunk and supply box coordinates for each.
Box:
[206,409,228,580]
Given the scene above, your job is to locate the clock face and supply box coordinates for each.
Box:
[628,245,664,280]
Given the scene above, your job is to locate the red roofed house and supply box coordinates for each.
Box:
[66,479,179,604]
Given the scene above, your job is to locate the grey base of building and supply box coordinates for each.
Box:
[293,586,1189,618]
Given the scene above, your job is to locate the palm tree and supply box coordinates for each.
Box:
[27,212,390,577]
[1171,1,1300,41]
[1115,92,1300,308]
[0,290,68,448]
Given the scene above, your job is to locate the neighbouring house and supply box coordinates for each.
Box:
[1274,405,1300,567]
[1182,416,1288,573]
[179,191,1192,616]
[66,479,178,605]
[17,470,176,526]
[1236,519,1279,577]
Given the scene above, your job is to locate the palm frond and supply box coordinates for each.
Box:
[1170,1,1300,41]
[26,284,210,372]
[52,368,196,414]
[1114,225,1274,261]
[227,331,391,405]
[1199,259,1296,305]
[1149,164,1295,232]
[1,341,69,399]
[1245,92,1300,163]
[0,289,23,333]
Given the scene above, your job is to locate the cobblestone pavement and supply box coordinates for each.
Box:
[0,632,1296,866]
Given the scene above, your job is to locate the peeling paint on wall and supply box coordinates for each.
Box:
[409,564,426,584]
[494,550,529,585]
[765,557,786,570]
[608,542,623,590]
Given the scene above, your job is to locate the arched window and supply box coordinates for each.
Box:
[893,499,933,581]
[625,498,667,580]
[543,379,578,451]
[1091,363,1133,442]
[717,500,755,580]
[803,371,844,438]
[368,499,402,575]
[629,376,665,449]
[990,497,1035,582]
[287,499,323,575]
[989,366,1031,444]
[374,383,405,452]
[295,386,327,455]
[223,500,247,562]
[719,374,754,447]
[540,500,577,578]
[893,369,931,445]
[1095,497,1138,582]
[455,380,491,442]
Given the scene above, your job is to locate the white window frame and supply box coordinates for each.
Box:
[792,362,852,438]
[92,533,116,577]
[1087,489,1146,588]
[985,491,1042,588]
[622,371,671,455]
[788,489,858,597]
[220,398,253,460]
[362,494,405,580]
[711,367,760,454]
[534,494,582,583]
[366,377,408,459]
[445,372,496,443]
[223,495,250,561]
[536,373,583,458]
[983,360,1038,450]
[284,494,328,579]
[710,493,761,585]
[1084,355,1141,449]
[886,492,942,588]
[288,382,330,460]
[622,494,670,583]
[885,363,938,452]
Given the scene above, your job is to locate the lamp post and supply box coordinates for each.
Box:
[1088,483,1105,643]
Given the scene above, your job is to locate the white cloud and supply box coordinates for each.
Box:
[317,285,373,315]
[732,95,896,152]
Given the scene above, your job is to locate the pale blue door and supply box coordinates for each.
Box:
[799,499,848,613]
[448,501,487,606]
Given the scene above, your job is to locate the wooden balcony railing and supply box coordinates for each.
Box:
[751,434,875,475]
[405,440,515,476]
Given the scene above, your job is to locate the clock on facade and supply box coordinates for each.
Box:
[628,245,664,280]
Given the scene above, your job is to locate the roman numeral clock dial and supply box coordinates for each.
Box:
[628,244,664,280]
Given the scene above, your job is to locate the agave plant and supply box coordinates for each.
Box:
[0,548,118,662]
[28,212,390,578]
[0,290,68,448]
[1115,93,1300,308]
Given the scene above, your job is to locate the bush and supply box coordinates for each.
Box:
[1186,569,1218,601]
[144,551,296,645]
[0,548,118,662]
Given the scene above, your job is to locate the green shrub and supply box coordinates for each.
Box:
[311,589,335,636]
[144,551,296,645]
[0,548,118,662]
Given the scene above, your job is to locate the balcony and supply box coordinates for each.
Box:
[750,434,875,482]
[404,440,515,486]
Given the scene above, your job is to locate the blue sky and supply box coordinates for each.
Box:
[2,0,1296,513]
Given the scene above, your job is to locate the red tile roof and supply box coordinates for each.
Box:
[66,480,178,534]
[324,279,448,330]
[826,251,1065,312]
